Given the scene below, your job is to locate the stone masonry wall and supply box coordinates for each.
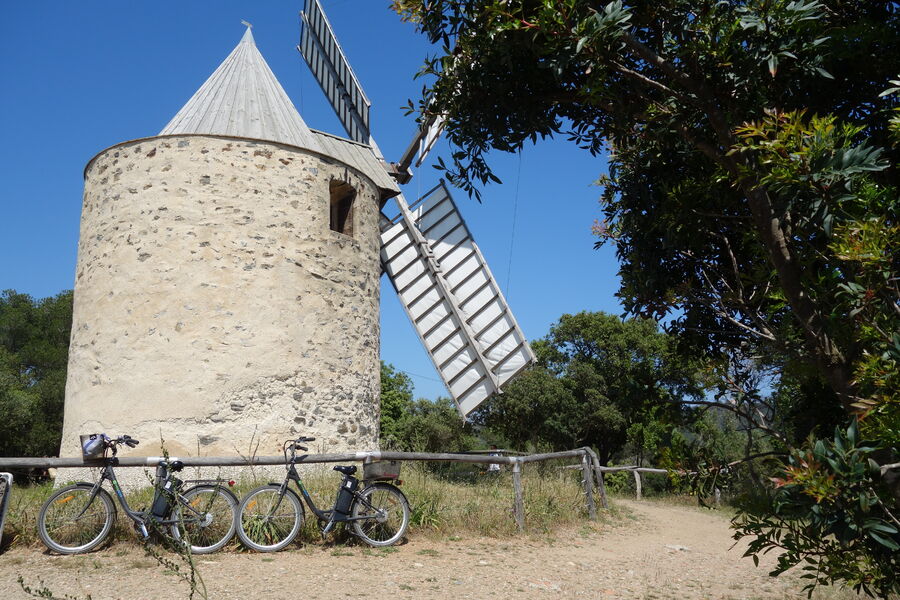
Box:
[59,135,382,483]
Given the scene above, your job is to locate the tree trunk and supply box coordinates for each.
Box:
[741,185,854,410]
[689,101,855,410]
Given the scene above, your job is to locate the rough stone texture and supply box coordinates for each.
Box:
[59,135,381,484]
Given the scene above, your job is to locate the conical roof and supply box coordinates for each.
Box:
[160,28,322,152]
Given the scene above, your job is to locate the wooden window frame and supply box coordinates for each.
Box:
[329,180,356,237]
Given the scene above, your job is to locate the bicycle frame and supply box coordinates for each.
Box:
[273,461,384,530]
[236,437,409,551]
[86,458,228,538]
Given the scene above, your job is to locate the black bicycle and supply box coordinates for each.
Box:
[236,436,410,551]
[37,434,238,554]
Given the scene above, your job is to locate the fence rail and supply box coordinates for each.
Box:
[0,449,585,469]
[0,448,610,533]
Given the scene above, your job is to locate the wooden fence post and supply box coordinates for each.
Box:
[512,460,525,532]
[581,454,597,520]
[584,447,609,509]
[633,469,642,500]
[0,472,12,549]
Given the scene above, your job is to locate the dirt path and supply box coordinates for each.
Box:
[0,499,855,599]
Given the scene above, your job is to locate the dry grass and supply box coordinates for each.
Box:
[2,459,603,551]
[1,479,158,549]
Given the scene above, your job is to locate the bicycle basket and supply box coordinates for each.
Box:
[80,434,105,461]
[363,460,401,481]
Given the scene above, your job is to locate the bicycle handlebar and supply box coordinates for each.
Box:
[107,435,141,448]
[283,436,315,457]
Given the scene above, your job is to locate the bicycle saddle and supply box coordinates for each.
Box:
[333,465,357,475]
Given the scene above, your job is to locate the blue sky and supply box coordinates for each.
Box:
[0,1,621,400]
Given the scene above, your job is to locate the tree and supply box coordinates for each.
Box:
[393,0,899,417]
[475,311,701,463]
[394,397,478,453]
[0,290,73,458]
[393,2,899,592]
[379,361,415,447]
[379,362,478,452]
[475,366,579,451]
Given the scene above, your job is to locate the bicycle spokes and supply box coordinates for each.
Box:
[351,485,409,546]
[242,492,294,544]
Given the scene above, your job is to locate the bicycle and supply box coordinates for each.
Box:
[37,434,238,555]
[236,436,410,552]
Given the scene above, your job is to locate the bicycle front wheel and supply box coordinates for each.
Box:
[170,485,238,554]
[38,484,116,554]
[237,485,304,552]
[350,483,409,547]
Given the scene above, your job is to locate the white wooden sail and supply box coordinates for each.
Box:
[380,183,535,416]
[299,0,371,144]
[299,0,535,416]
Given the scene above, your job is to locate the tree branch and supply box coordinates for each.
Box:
[668,397,788,444]
[610,61,695,104]
[619,31,707,99]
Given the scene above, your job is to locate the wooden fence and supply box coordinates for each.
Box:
[0,447,616,534]
[0,473,12,547]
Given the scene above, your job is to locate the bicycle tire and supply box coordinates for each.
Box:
[38,483,116,554]
[169,485,238,554]
[350,483,409,547]
[236,485,305,552]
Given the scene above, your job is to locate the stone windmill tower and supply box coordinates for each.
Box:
[60,27,400,462]
[61,6,534,468]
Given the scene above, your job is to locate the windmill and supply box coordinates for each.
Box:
[299,0,535,417]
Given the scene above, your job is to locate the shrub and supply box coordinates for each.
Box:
[732,419,899,598]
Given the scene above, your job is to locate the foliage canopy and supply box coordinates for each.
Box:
[393,1,899,593]
[474,311,701,463]
[0,289,72,458]
[380,361,477,453]
[394,0,899,420]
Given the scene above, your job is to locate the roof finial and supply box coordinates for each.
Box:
[241,20,253,29]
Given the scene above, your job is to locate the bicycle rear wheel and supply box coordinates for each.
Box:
[38,484,116,554]
[350,483,409,547]
[170,485,238,554]
[237,485,305,552]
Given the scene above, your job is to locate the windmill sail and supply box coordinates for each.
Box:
[380,182,535,416]
[299,0,371,144]
[299,0,535,416]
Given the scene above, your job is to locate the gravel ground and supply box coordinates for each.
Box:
[0,499,860,600]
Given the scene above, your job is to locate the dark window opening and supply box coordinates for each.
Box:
[329,180,356,236]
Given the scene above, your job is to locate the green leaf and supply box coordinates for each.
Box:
[846,419,857,447]
[576,36,590,54]
[868,531,900,551]
[864,520,898,535]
